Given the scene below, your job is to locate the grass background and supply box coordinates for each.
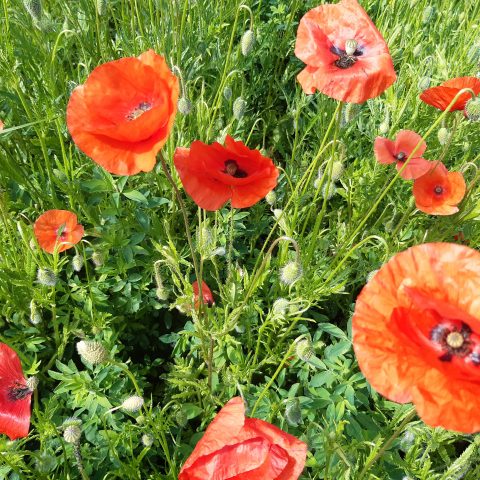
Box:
[0,0,480,478]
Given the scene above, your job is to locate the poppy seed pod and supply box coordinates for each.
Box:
[465,97,480,121]
[178,97,192,115]
[37,268,58,287]
[29,300,42,325]
[241,29,256,56]
[280,261,303,286]
[23,0,42,21]
[121,395,144,412]
[76,340,108,365]
[63,425,82,444]
[233,97,247,120]
[437,127,450,145]
[72,253,84,272]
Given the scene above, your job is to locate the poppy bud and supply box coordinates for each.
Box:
[295,338,314,362]
[72,253,84,272]
[322,182,337,200]
[379,117,389,135]
[63,425,82,444]
[155,286,169,301]
[345,39,358,56]
[241,29,256,56]
[285,398,302,426]
[141,433,154,447]
[465,97,480,121]
[26,376,38,391]
[280,260,303,286]
[223,86,232,100]
[30,300,42,325]
[76,340,108,365]
[331,161,344,181]
[422,6,435,24]
[91,250,105,267]
[178,97,192,115]
[273,297,289,317]
[265,190,276,205]
[437,127,450,145]
[412,44,422,58]
[197,224,215,256]
[399,430,415,452]
[212,246,226,257]
[121,395,144,412]
[23,0,42,22]
[153,261,168,300]
[233,97,247,120]
[192,280,215,307]
[418,76,431,91]
[95,0,107,15]
[342,102,360,126]
[37,267,57,287]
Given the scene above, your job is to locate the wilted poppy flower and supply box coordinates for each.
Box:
[353,243,480,433]
[412,163,466,215]
[374,130,432,180]
[294,0,396,103]
[0,343,34,440]
[419,77,480,111]
[192,280,215,308]
[34,210,84,254]
[67,50,179,175]
[174,135,279,211]
[179,397,307,479]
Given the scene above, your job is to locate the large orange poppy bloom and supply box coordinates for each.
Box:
[174,135,279,211]
[179,397,307,479]
[374,130,432,180]
[67,50,179,175]
[34,210,84,254]
[294,0,396,103]
[419,77,480,111]
[412,163,466,215]
[353,243,480,433]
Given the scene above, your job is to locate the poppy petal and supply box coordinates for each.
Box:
[394,130,427,158]
[396,158,433,180]
[419,77,480,111]
[374,137,396,164]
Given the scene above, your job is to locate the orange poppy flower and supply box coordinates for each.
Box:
[34,210,84,254]
[419,77,480,111]
[179,397,307,479]
[353,243,480,433]
[0,120,4,131]
[294,0,396,103]
[374,130,432,180]
[0,343,33,440]
[192,280,215,308]
[412,163,466,215]
[174,135,279,211]
[67,50,179,176]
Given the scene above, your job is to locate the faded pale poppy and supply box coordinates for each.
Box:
[412,163,466,215]
[294,0,396,103]
[353,243,480,433]
[374,130,432,180]
[419,77,480,111]
[67,50,179,175]
[0,343,33,440]
[174,135,279,211]
[179,397,307,479]
[192,280,215,308]
[34,210,84,254]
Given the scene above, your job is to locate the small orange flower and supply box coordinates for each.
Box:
[67,50,179,175]
[34,210,84,254]
[374,130,432,180]
[412,163,466,215]
[192,280,215,308]
[294,0,396,103]
[353,243,480,433]
[419,77,480,112]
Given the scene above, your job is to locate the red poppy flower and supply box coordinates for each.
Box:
[419,77,480,111]
[67,50,179,176]
[374,130,432,180]
[294,0,396,103]
[34,210,84,254]
[179,397,307,479]
[0,343,33,440]
[193,280,215,308]
[353,243,480,433]
[412,163,466,215]
[174,135,279,211]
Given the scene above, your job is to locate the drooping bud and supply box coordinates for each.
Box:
[76,340,108,365]
[30,300,42,325]
[212,246,226,257]
[37,268,57,287]
[285,398,302,426]
[295,338,314,362]
[91,250,105,267]
[341,103,360,126]
[344,39,357,56]
[178,97,193,115]
[233,97,247,120]
[322,182,337,200]
[379,112,389,134]
[265,190,276,205]
[156,287,169,301]
[279,261,303,286]
[412,44,422,58]
[141,433,154,447]
[23,0,42,22]
[241,30,256,56]
[121,395,144,413]
[465,97,480,121]
[223,86,232,101]
[418,76,431,91]
[422,6,435,24]
[72,254,84,272]
[197,224,215,256]
[330,161,344,182]
[272,298,289,317]
[153,260,169,300]
[437,127,450,145]
[95,0,107,15]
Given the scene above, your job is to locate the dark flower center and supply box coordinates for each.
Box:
[430,322,479,364]
[126,102,152,121]
[331,44,363,70]
[395,152,406,161]
[8,381,33,401]
[223,160,247,178]
[434,185,444,195]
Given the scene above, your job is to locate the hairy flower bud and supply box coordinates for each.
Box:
[279,261,303,286]
[23,0,42,21]
[141,433,154,447]
[285,398,302,426]
[295,338,314,362]
[422,6,434,24]
[223,86,232,101]
[178,97,193,115]
[72,254,84,272]
[95,0,107,15]
[273,298,289,317]
[37,268,57,287]
[233,97,247,120]
[330,161,344,182]
[30,300,42,325]
[265,190,276,205]
[241,30,256,56]
[465,97,480,121]
[418,76,431,91]
[91,250,105,267]
[76,340,108,365]
[121,395,144,413]
[322,182,337,200]
[437,127,450,146]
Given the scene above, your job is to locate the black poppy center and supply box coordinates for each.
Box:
[429,322,479,364]
[434,185,444,195]
[223,160,247,178]
[127,101,152,121]
[331,45,363,69]
[8,382,33,401]
[395,152,406,161]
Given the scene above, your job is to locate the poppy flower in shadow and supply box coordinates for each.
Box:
[412,163,466,215]
[294,0,396,103]
[374,130,432,180]
[34,210,84,254]
[174,135,279,211]
[419,77,480,111]
[193,280,215,308]
[353,243,480,433]
[179,397,307,479]
[0,343,34,440]
[67,50,179,175]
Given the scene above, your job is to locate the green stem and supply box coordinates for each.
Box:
[112,362,142,396]
[391,204,416,239]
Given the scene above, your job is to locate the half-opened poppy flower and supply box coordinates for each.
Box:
[0,343,34,440]
[412,163,466,215]
[193,280,215,308]
[34,210,84,254]
[374,130,432,180]
[174,135,279,211]
[294,0,396,103]
[67,50,179,176]
[179,396,307,479]
[353,243,480,433]
[419,77,480,111]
